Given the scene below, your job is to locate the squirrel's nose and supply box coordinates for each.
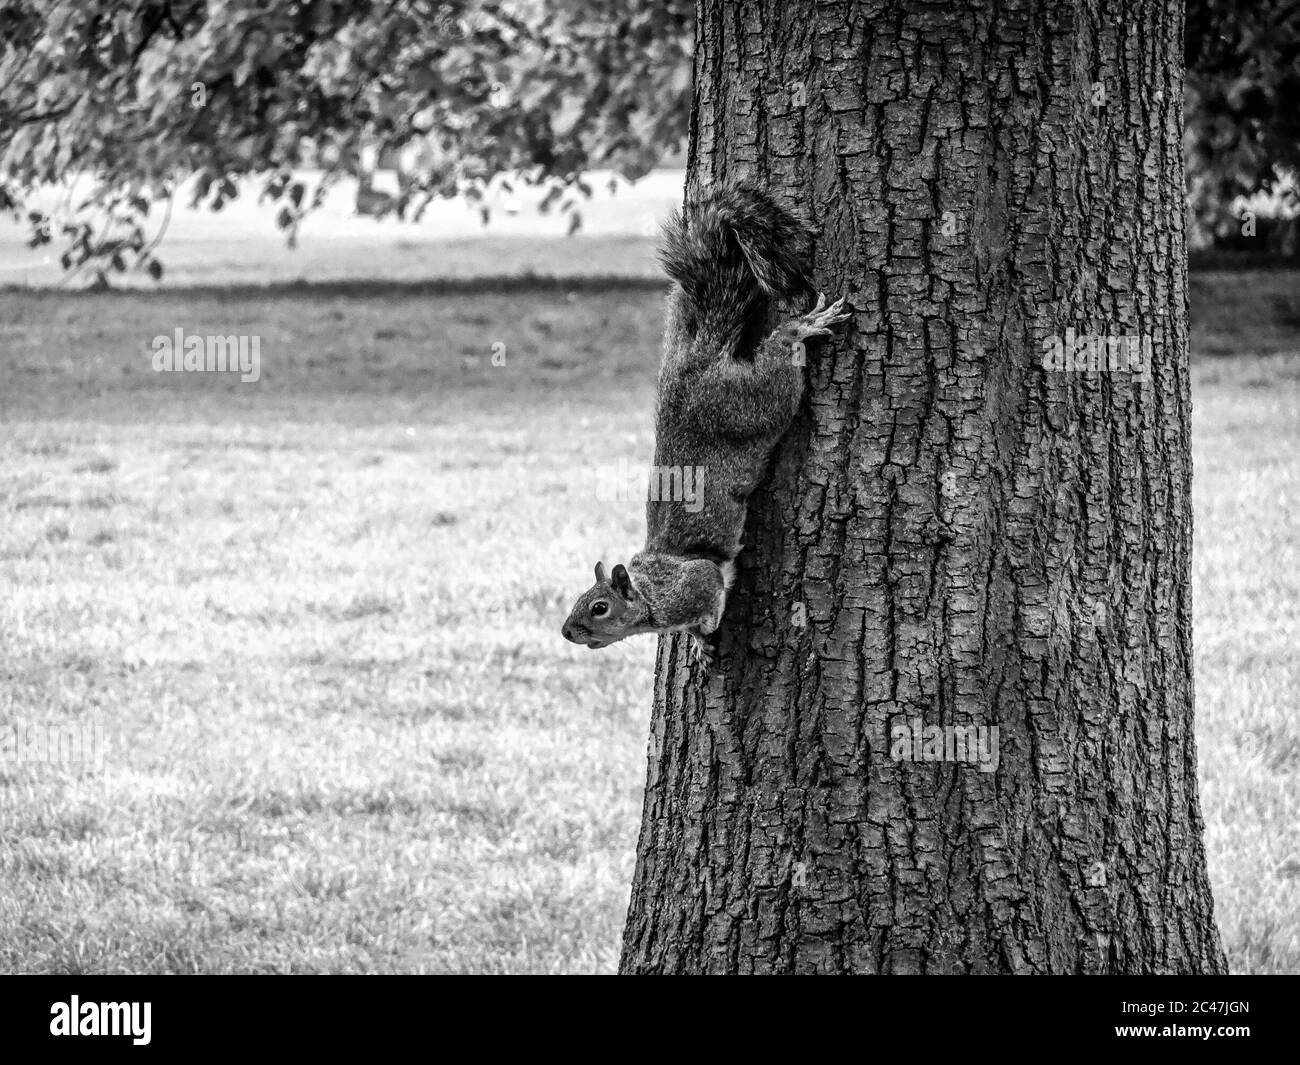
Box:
[561,622,574,642]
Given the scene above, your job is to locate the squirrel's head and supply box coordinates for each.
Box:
[561,561,648,649]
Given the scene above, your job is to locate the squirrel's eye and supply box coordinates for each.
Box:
[591,602,609,617]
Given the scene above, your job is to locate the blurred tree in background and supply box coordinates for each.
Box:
[0,0,693,281]
[0,0,1295,282]
[1186,0,1300,254]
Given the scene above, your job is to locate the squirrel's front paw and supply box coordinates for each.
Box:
[791,293,851,340]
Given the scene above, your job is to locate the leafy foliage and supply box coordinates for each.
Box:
[1185,0,1300,243]
[0,0,692,283]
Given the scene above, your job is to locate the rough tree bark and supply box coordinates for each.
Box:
[620,0,1227,974]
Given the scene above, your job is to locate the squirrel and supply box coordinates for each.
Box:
[560,180,850,669]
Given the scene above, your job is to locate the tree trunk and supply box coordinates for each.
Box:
[620,0,1227,974]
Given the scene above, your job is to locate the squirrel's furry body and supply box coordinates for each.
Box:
[561,180,849,665]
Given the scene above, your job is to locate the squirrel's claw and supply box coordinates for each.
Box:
[689,633,717,673]
[793,293,851,339]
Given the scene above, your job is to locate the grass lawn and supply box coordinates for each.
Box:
[0,271,1297,973]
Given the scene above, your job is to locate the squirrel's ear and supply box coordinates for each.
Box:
[594,561,609,584]
[611,564,634,600]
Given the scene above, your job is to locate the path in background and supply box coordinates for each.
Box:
[0,170,687,289]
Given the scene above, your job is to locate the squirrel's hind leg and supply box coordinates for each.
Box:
[782,293,851,342]
[688,629,718,673]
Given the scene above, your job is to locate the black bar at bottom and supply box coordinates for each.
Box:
[0,973,1292,1055]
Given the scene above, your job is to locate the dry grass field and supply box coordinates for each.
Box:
[0,266,1296,973]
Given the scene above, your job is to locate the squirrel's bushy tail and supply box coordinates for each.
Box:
[658,179,814,356]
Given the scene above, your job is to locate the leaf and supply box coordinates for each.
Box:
[538,185,562,213]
